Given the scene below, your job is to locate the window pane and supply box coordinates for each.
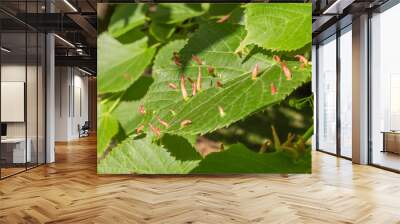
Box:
[340,28,352,158]
[371,4,400,171]
[317,36,337,154]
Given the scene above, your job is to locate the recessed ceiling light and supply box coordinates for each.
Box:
[63,0,78,12]
[54,34,75,48]
[1,47,11,53]
[323,0,354,15]
[78,67,92,76]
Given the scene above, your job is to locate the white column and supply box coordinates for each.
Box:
[46,1,55,163]
[352,14,369,164]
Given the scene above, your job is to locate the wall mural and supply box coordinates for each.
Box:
[97,3,313,174]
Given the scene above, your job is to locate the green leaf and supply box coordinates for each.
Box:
[191,144,311,173]
[111,76,154,135]
[109,4,147,38]
[206,4,245,25]
[161,134,202,161]
[144,22,248,111]
[97,135,200,174]
[116,27,146,44]
[98,33,156,94]
[143,39,187,111]
[149,22,176,42]
[206,3,239,17]
[239,3,312,52]
[149,3,210,24]
[97,112,119,158]
[159,64,310,136]
[143,22,311,136]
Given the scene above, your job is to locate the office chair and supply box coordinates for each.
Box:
[79,121,90,138]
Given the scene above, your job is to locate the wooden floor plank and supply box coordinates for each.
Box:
[0,135,400,223]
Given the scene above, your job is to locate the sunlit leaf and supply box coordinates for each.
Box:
[97,135,200,174]
[238,4,312,52]
[143,22,311,136]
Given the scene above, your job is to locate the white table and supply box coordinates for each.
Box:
[1,138,31,163]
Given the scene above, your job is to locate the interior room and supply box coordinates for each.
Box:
[314,0,400,172]
[0,0,96,179]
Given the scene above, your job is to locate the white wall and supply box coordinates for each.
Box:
[54,67,89,141]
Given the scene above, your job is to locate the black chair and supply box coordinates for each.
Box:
[79,121,90,138]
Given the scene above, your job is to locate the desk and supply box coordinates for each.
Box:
[382,131,400,154]
[1,138,31,163]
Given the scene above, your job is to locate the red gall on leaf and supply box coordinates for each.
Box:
[157,116,170,128]
[295,55,309,70]
[149,123,161,137]
[217,14,230,23]
[281,62,292,80]
[168,83,177,89]
[207,66,215,75]
[251,63,260,80]
[273,55,281,64]
[192,55,202,65]
[138,105,146,115]
[180,120,192,128]
[218,106,226,117]
[196,66,202,91]
[295,55,308,64]
[271,83,277,95]
[216,80,223,88]
[136,124,145,134]
[173,52,181,68]
[192,82,197,96]
[180,74,189,101]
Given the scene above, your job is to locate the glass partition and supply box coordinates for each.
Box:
[370,4,400,171]
[0,1,46,179]
[317,35,337,154]
[1,30,28,177]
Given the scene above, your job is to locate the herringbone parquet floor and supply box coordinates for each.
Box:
[1,135,400,224]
